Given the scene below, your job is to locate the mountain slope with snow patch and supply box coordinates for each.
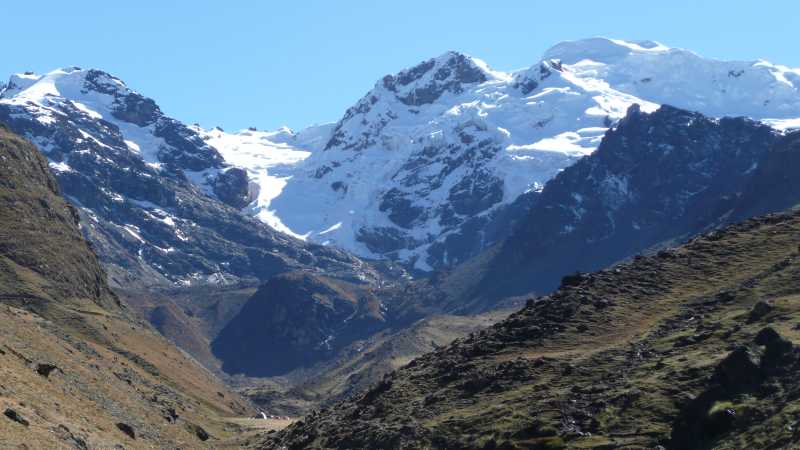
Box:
[203,38,800,271]
[0,67,375,288]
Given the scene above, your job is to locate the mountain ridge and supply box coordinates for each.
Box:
[5,38,799,279]
[199,37,800,273]
[0,66,382,291]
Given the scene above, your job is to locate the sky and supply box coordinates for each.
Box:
[2,1,799,131]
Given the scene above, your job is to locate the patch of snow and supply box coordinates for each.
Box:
[71,101,103,119]
[48,161,72,172]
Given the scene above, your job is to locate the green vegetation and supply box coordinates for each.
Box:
[262,210,800,449]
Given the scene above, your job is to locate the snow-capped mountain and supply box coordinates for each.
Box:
[201,38,800,271]
[2,38,799,278]
[0,67,375,288]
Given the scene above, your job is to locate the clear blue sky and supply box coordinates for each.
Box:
[3,1,798,131]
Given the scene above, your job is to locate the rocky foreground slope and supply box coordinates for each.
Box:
[261,209,800,449]
[0,125,254,448]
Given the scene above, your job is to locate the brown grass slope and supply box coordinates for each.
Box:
[262,209,800,450]
[0,125,254,448]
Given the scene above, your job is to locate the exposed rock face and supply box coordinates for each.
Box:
[0,68,375,289]
[475,104,785,301]
[212,167,253,209]
[380,52,489,107]
[731,130,800,221]
[212,272,387,376]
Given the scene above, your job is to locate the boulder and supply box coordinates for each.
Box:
[3,408,29,426]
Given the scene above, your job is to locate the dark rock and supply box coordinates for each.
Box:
[747,301,774,323]
[560,272,585,288]
[36,363,60,378]
[356,226,418,254]
[755,327,795,371]
[714,346,762,389]
[448,171,503,216]
[593,299,612,309]
[379,188,424,229]
[382,52,488,106]
[116,422,136,439]
[3,408,29,426]
[185,422,211,441]
[754,327,786,347]
[163,407,178,423]
[212,167,254,209]
[657,249,677,259]
[716,291,736,303]
[110,92,160,126]
[54,424,89,450]
[515,78,539,95]
[731,130,800,222]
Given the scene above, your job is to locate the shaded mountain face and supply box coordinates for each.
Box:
[261,210,800,450]
[467,104,794,305]
[0,68,375,289]
[731,130,800,221]
[203,38,800,273]
[244,308,513,417]
[212,272,388,377]
[0,123,119,312]
[0,126,253,448]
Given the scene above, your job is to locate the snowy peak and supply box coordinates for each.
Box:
[543,37,672,64]
[1,71,42,98]
[248,39,800,271]
[542,38,800,122]
[6,39,800,277]
[2,67,164,128]
[0,67,375,288]
[0,67,224,172]
[324,52,508,152]
[380,51,502,107]
[3,67,127,103]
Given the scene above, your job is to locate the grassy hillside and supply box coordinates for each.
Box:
[262,210,800,449]
[0,125,255,448]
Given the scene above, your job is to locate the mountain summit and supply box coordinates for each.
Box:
[0,67,373,289]
[200,38,800,271]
